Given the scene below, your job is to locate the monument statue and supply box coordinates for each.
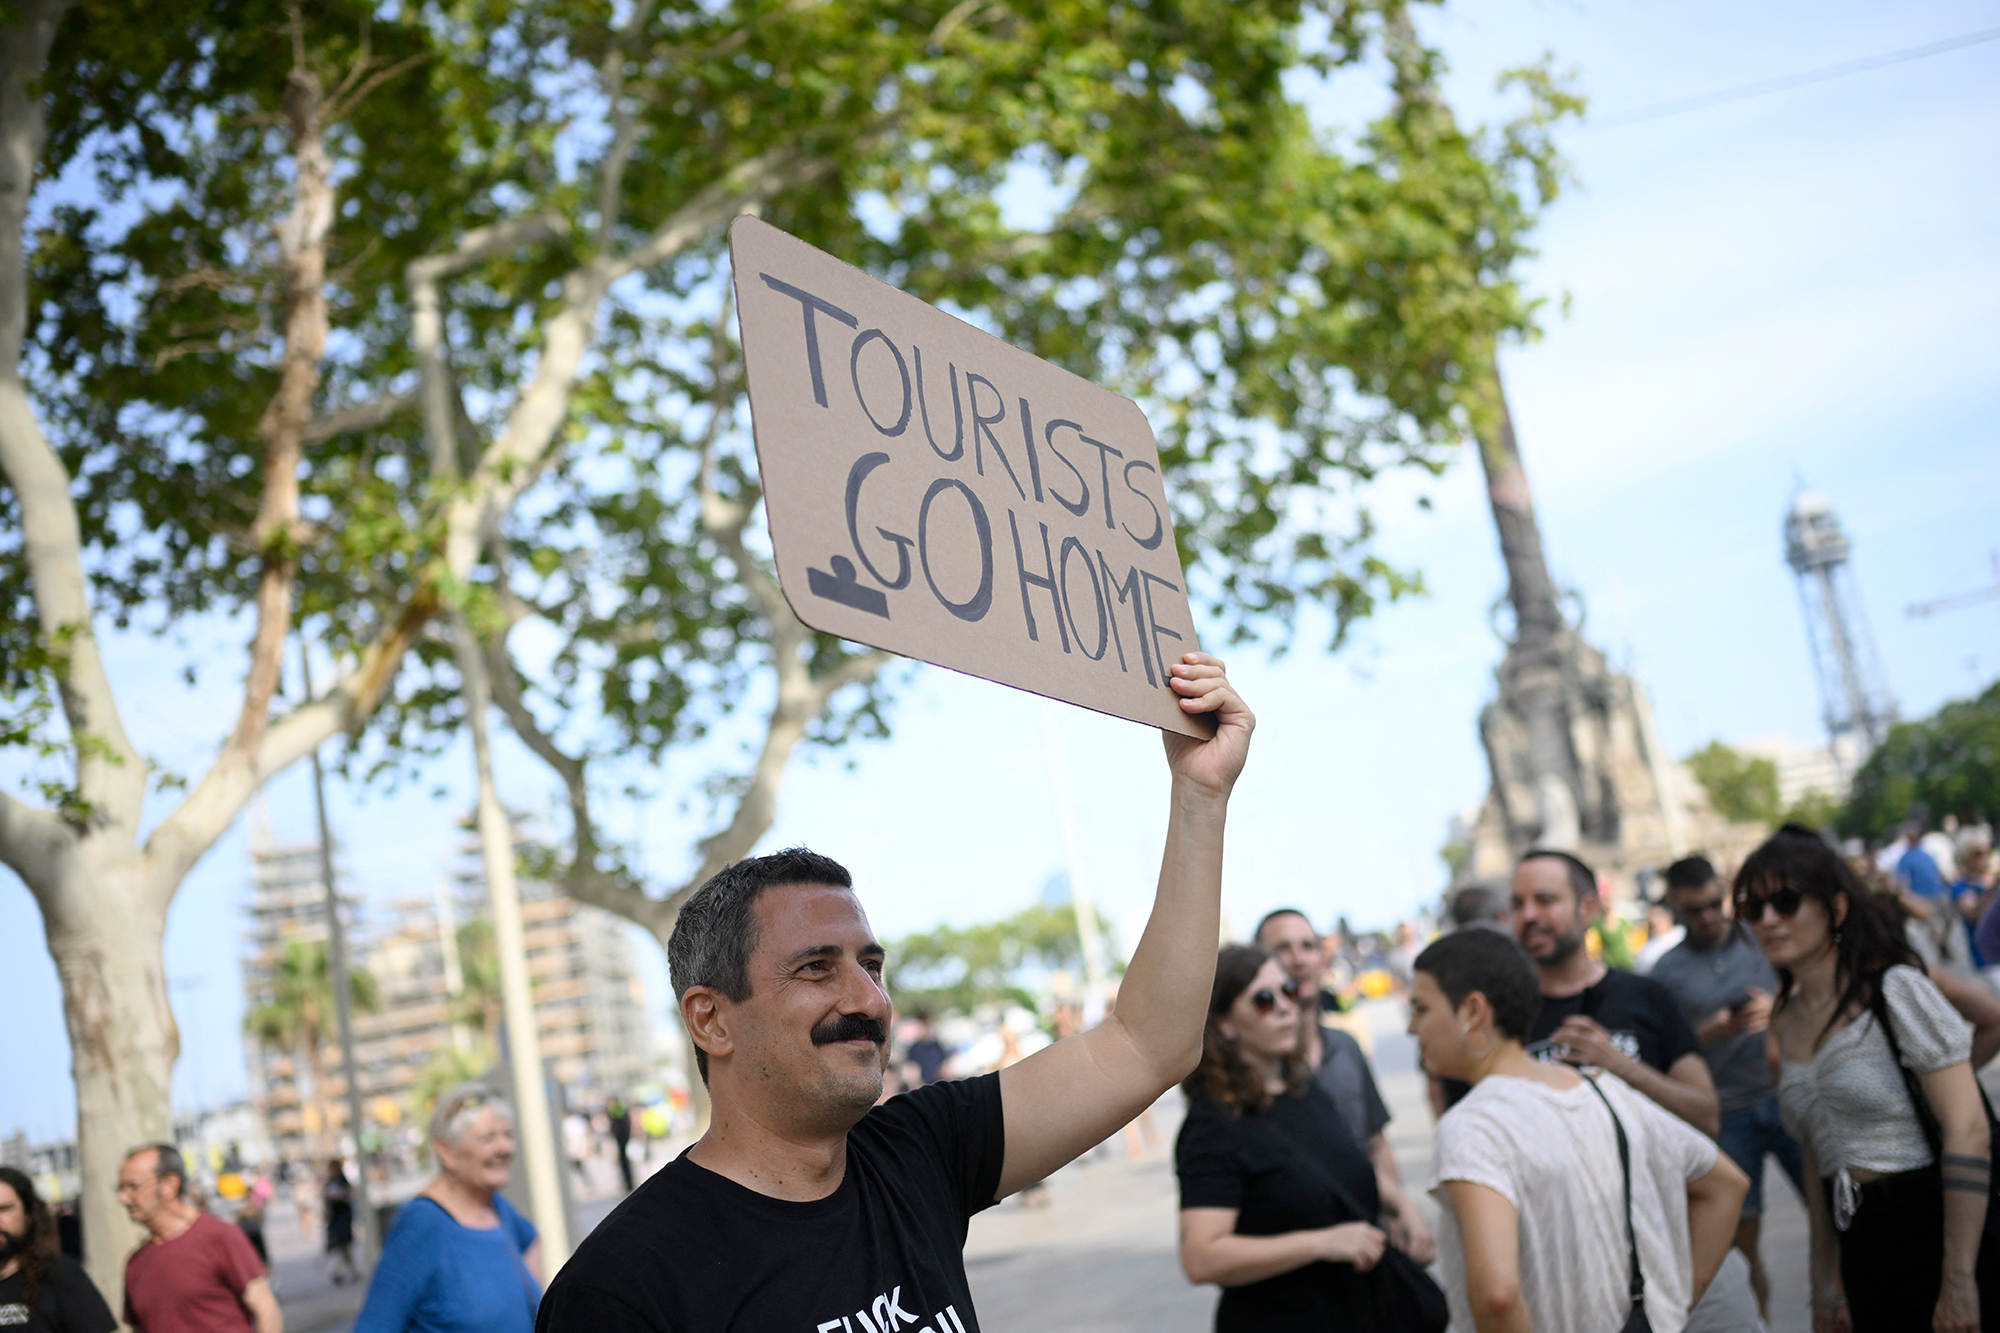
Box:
[1457,379,1761,898]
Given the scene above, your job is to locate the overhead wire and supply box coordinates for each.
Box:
[1589,25,2000,129]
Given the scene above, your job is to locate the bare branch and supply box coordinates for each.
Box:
[445,149,825,580]
[407,211,571,286]
[143,590,439,894]
[595,0,659,252]
[604,147,828,282]
[219,37,334,802]
[0,0,145,843]
[0,786,72,904]
[303,389,417,441]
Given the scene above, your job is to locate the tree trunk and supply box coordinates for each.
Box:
[37,853,176,1308]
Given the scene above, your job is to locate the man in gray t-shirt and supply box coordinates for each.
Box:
[1651,856,1805,1321]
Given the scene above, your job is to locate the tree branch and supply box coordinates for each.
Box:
[303,389,416,441]
[594,0,659,253]
[0,0,147,844]
[222,31,333,785]
[0,786,72,904]
[445,147,826,581]
[142,589,439,894]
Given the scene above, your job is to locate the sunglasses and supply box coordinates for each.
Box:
[1249,979,1302,1013]
[1734,887,1804,922]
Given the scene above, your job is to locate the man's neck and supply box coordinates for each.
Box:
[147,1200,201,1244]
[1539,952,1606,999]
[1296,993,1324,1071]
[687,1096,856,1203]
[0,1253,18,1280]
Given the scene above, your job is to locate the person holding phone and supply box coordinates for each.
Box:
[1651,855,1804,1320]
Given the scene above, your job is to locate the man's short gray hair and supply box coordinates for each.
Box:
[431,1083,513,1149]
[125,1143,187,1197]
[667,847,854,1084]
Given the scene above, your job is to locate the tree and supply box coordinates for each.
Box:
[1686,741,1783,828]
[5,0,1574,1286]
[1843,681,2000,840]
[467,0,1577,1046]
[888,903,1121,1016]
[243,938,380,1160]
[0,1,459,1293]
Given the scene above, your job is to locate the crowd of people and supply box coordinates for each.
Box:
[7,656,1995,1333]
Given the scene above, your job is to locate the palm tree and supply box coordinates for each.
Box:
[244,938,380,1156]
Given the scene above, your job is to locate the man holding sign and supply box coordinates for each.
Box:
[536,652,1252,1331]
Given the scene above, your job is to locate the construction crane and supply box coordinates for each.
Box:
[1784,491,1897,758]
[1908,553,2000,619]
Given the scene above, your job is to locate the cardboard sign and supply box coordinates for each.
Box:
[729,216,1207,737]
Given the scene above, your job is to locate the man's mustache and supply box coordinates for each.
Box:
[811,1013,887,1047]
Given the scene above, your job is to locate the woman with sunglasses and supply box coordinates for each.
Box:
[1748,825,1997,1333]
[1175,944,1432,1331]
[354,1085,542,1333]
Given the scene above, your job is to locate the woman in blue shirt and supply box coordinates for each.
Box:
[355,1085,541,1333]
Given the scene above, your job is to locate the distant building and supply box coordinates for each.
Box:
[1738,734,1857,810]
[241,829,658,1161]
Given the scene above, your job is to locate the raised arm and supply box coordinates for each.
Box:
[994,653,1252,1198]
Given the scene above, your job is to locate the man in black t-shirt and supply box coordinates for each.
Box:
[0,1166,117,1333]
[1434,849,1718,1137]
[539,654,1254,1333]
[1510,848,1718,1135]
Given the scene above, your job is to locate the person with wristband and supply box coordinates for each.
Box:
[1748,824,1997,1333]
[1410,929,1746,1333]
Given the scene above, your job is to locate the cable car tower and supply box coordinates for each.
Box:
[1784,491,1896,765]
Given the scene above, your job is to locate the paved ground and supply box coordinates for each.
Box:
[283,998,1814,1332]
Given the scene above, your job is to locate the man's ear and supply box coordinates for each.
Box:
[683,988,733,1068]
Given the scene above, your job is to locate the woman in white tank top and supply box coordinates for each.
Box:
[1744,825,1994,1333]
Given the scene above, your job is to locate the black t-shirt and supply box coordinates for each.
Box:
[538,1073,1006,1332]
[1174,1086,1384,1333]
[0,1255,119,1333]
[1439,967,1704,1108]
[1525,967,1703,1072]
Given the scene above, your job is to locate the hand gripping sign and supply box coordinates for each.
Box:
[729,216,1208,737]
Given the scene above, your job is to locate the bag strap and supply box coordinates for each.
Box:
[1260,1104,1381,1228]
[1582,1075,1646,1312]
[1868,979,1946,1159]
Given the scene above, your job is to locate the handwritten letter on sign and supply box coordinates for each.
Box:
[729,216,1206,737]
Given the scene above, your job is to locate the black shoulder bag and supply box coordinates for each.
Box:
[1866,981,2000,1323]
[1581,1075,1653,1333]
[1265,1114,1449,1333]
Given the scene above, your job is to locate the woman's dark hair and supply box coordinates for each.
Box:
[1411,930,1542,1041]
[1181,944,1310,1114]
[1737,823,1915,1041]
[0,1165,57,1310]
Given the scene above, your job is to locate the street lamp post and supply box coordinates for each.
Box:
[300,644,378,1273]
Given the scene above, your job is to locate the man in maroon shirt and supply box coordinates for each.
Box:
[117,1145,282,1333]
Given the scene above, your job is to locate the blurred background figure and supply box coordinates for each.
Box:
[1634,898,1685,976]
[1446,884,1511,937]
[605,1097,634,1195]
[1649,854,1801,1322]
[0,1164,116,1333]
[236,1169,271,1270]
[322,1160,358,1287]
[353,1085,540,1333]
[1253,909,1430,1262]
[904,1011,948,1088]
[561,1112,592,1186]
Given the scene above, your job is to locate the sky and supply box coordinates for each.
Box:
[3,0,1997,1142]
